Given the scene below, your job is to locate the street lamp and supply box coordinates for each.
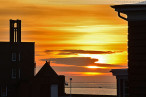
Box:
[70,78,72,97]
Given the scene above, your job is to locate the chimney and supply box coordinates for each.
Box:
[10,19,21,43]
[111,5,146,97]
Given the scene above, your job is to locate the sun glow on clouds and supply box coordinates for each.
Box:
[83,72,102,76]
[59,25,127,45]
[78,51,127,66]
[78,54,107,63]
[58,72,111,76]
[85,66,107,69]
[62,25,126,33]
[0,1,128,82]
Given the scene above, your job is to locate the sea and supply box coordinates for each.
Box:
[65,82,117,95]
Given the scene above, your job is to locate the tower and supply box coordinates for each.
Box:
[0,19,65,97]
[0,19,35,97]
[9,20,22,81]
[10,19,21,43]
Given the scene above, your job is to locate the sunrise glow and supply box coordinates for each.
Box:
[78,54,107,63]
[0,1,128,82]
[83,72,102,76]
[85,66,107,69]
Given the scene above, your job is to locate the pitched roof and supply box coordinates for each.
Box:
[35,61,59,83]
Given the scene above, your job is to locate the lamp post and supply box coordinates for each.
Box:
[70,78,72,97]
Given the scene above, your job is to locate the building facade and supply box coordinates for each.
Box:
[111,5,146,97]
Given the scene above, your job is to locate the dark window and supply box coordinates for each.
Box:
[125,80,129,87]
[1,85,7,96]
[12,53,16,61]
[11,68,16,79]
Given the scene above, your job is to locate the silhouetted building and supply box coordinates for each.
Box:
[111,5,146,97]
[30,61,65,97]
[111,69,128,97]
[0,19,65,97]
[0,19,35,97]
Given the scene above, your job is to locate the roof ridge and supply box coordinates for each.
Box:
[35,61,58,78]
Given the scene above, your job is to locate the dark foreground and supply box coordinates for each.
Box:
[66,94,117,97]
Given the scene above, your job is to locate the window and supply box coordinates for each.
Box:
[18,69,20,79]
[11,68,16,79]
[12,53,16,61]
[14,23,17,28]
[1,85,7,96]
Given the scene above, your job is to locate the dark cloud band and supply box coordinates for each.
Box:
[44,49,121,55]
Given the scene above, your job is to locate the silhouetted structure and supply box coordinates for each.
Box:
[30,61,65,97]
[111,5,146,97]
[10,20,21,42]
[111,69,128,97]
[0,19,65,97]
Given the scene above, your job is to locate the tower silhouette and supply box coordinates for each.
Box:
[0,19,35,97]
[10,20,21,42]
[0,20,65,97]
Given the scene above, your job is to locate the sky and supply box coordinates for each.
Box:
[0,0,132,82]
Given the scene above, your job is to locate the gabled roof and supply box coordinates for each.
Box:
[35,61,59,83]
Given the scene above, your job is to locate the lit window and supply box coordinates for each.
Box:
[14,23,17,28]
[11,68,16,79]
[1,85,7,96]
[12,53,16,61]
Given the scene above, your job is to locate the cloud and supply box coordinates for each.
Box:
[51,65,112,73]
[45,49,118,55]
[41,57,98,66]
[95,63,126,68]
[9,0,140,5]
[40,57,126,68]
[39,56,127,77]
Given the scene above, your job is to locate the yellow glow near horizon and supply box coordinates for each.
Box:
[83,72,102,76]
[57,71,111,76]
[85,66,107,69]
[78,54,107,63]
[78,52,127,66]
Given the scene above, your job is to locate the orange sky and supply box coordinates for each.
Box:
[0,0,128,82]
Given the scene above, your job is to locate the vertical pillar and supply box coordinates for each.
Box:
[17,20,21,42]
[10,20,14,43]
[111,5,146,97]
